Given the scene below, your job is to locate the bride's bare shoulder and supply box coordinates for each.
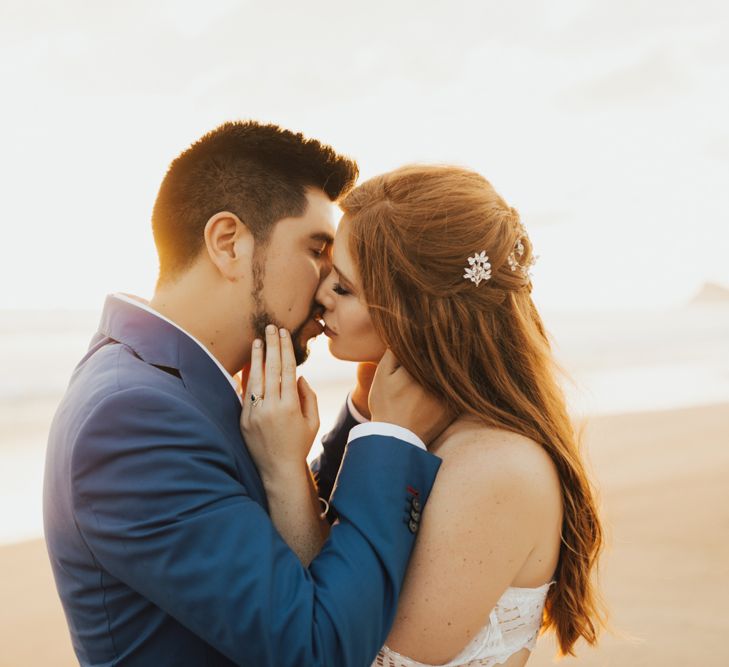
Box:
[429,419,561,506]
[383,418,563,661]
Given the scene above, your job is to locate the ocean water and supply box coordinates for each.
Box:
[1,303,727,544]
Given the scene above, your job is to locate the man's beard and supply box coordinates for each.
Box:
[250,307,314,366]
[250,250,315,366]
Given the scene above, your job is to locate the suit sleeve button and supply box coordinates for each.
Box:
[408,518,419,534]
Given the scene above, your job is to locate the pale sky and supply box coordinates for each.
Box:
[1,0,728,311]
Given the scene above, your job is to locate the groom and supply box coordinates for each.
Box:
[43,122,443,667]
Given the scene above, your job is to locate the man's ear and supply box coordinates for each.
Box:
[203,211,254,280]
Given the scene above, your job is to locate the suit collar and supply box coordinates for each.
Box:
[96,294,242,422]
[109,293,238,393]
[95,294,267,505]
[97,294,182,370]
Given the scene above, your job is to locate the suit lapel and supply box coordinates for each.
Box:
[176,334,268,508]
[95,295,268,508]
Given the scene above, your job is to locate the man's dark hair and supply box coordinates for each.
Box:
[152,121,359,282]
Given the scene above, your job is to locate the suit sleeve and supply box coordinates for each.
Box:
[310,399,359,523]
[71,387,440,667]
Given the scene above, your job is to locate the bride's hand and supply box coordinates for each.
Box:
[240,324,320,483]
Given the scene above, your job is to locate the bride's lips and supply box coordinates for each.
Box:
[321,319,337,337]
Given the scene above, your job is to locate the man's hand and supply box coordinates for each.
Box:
[350,362,377,420]
[369,349,453,446]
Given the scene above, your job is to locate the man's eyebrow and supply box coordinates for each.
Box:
[310,232,334,244]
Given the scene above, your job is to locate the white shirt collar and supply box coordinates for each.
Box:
[112,293,240,397]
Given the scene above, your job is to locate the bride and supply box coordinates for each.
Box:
[244,165,604,666]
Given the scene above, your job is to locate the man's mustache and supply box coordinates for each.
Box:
[293,304,324,337]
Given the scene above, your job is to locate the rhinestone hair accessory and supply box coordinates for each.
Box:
[463,251,492,286]
[507,225,538,278]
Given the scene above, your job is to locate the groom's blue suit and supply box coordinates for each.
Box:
[43,295,441,667]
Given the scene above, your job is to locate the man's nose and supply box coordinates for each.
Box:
[320,254,333,280]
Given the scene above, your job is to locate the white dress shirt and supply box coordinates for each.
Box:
[114,293,425,451]
[345,394,426,450]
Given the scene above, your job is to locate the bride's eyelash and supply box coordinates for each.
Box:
[332,283,350,296]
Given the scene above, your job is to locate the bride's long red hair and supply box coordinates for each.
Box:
[341,165,605,656]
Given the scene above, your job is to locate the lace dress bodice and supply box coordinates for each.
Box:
[373,581,554,667]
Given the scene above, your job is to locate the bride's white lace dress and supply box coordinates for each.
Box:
[373,581,554,667]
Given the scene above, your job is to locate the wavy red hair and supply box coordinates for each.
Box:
[341,165,605,655]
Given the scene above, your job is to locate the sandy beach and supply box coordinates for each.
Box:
[1,402,727,666]
[530,402,729,666]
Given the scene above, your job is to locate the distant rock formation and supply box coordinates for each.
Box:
[690,282,729,304]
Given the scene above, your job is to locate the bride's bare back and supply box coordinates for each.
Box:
[379,418,563,666]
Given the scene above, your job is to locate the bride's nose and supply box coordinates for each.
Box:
[315,272,336,312]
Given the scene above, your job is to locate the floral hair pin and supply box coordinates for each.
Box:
[507,238,525,272]
[507,235,538,277]
[463,251,492,286]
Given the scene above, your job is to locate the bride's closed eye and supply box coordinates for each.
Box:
[332,282,350,296]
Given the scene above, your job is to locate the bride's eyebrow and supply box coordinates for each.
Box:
[332,264,355,288]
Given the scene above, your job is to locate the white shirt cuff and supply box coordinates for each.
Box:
[347,422,427,451]
[346,392,370,424]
